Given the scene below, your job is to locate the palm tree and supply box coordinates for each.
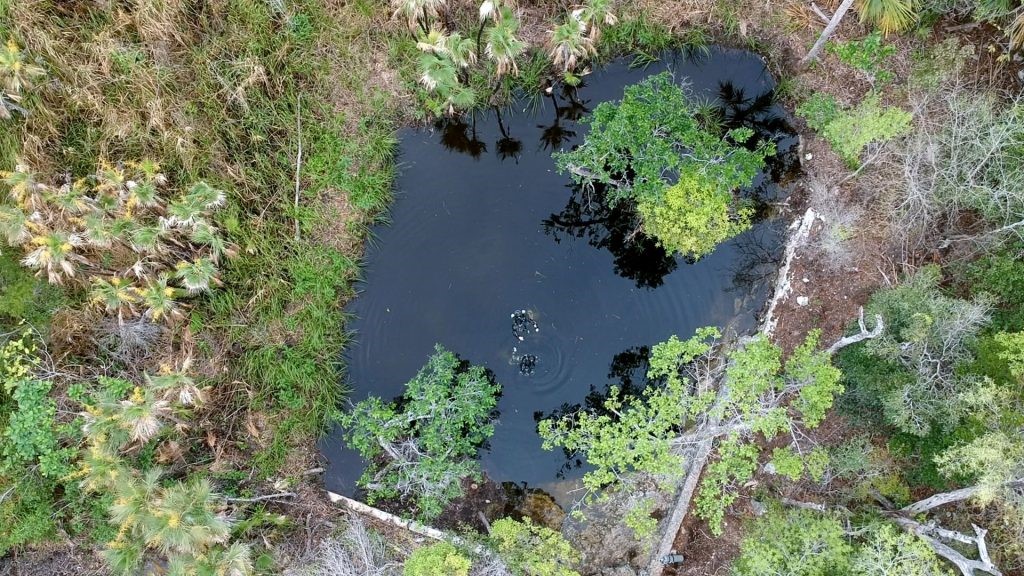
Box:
[446,32,478,69]
[576,0,618,41]
[185,181,226,210]
[189,220,230,263]
[0,39,45,97]
[0,205,29,245]
[147,478,231,555]
[2,164,45,209]
[418,52,459,92]
[130,224,164,254]
[22,231,83,283]
[416,27,450,54]
[82,211,118,248]
[549,16,595,75]
[392,0,447,32]
[90,276,139,319]
[138,276,183,323]
[484,7,526,78]
[854,0,916,34]
[175,257,219,293]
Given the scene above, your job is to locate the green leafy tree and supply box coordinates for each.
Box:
[553,73,773,258]
[840,265,990,437]
[538,328,720,492]
[732,507,853,576]
[489,518,580,576]
[340,345,501,519]
[851,524,953,576]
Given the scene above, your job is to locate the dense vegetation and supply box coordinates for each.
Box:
[2,0,1024,572]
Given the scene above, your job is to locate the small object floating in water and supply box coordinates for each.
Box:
[511,309,539,341]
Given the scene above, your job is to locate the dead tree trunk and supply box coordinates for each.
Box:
[826,306,884,354]
[890,517,1003,576]
[646,386,729,575]
[799,0,856,66]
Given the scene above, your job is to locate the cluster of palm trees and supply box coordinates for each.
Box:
[395,0,527,114]
[75,369,253,575]
[0,161,232,323]
[548,0,617,81]
[393,0,618,114]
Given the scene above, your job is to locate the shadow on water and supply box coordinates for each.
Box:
[319,47,800,506]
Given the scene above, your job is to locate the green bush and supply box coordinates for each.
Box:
[798,92,911,166]
[554,72,773,259]
[490,518,580,576]
[404,542,471,576]
[340,345,501,519]
[827,32,896,83]
[733,507,853,576]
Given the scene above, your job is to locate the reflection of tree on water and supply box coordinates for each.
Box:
[716,81,800,182]
[543,184,679,289]
[495,109,523,163]
[537,84,589,152]
[726,220,784,299]
[533,346,653,479]
[436,115,488,159]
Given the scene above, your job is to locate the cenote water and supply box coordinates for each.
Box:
[320,47,799,504]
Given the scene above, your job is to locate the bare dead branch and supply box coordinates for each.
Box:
[826,307,885,354]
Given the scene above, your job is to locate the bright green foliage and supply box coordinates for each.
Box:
[538,329,720,490]
[490,518,580,576]
[554,73,773,258]
[695,437,758,535]
[341,345,500,519]
[786,330,844,428]
[624,497,659,540]
[851,524,952,576]
[404,542,472,576]
[638,169,755,258]
[732,507,853,576]
[796,93,840,132]
[813,94,912,167]
[827,32,896,84]
[770,446,829,482]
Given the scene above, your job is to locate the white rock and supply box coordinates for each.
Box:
[797,296,810,306]
[804,153,813,161]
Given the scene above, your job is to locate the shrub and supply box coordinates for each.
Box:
[827,32,896,84]
[340,345,501,519]
[733,507,853,576]
[404,542,471,576]
[812,94,912,167]
[489,518,580,576]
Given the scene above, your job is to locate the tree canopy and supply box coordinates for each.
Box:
[553,72,774,259]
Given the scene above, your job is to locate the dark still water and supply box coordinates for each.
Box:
[320,47,798,502]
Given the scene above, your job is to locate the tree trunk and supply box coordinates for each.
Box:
[799,0,856,66]
[762,208,818,337]
[646,385,730,575]
[890,516,1003,576]
[901,479,1023,515]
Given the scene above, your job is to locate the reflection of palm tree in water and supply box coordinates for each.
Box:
[495,109,523,163]
[716,81,800,182]
[537,83,589,152]
[437,114,488,159]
